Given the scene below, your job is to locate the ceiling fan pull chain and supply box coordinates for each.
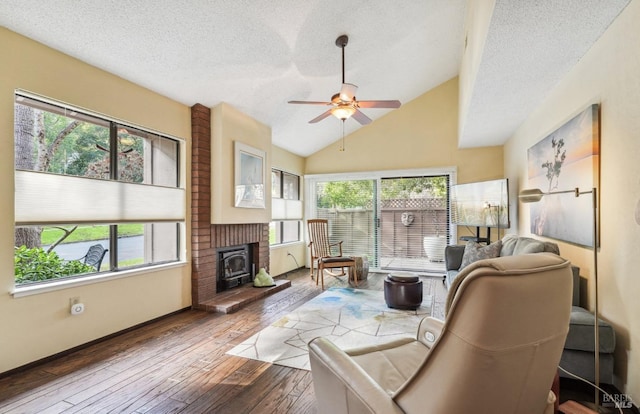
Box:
[340,120,346,152]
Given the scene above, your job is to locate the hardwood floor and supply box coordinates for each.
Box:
[3,270,628,413]
[0,270,447,414]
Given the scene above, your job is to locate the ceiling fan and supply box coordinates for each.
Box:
[288,35,401,125]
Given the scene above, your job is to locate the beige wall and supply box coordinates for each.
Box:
[0,28,192,374]
[269,146,307,276]
[305,77,504,241]
[504,1,640,400]
[211,103,272,224]
[209,103,304,275]
[305,77,503,183]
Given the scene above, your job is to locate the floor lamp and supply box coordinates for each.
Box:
[519,187,605,412]
[484,202,502,240]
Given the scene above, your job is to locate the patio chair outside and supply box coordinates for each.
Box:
[80,243,108,271]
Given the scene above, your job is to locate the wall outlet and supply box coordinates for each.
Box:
[70,303,85,315]
[69,297,84,315]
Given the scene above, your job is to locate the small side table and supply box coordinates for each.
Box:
[348,256,369,285]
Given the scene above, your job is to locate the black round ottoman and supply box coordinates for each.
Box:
[384,272,423,310]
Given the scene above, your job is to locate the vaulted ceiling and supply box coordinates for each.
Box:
[0,1,631,156]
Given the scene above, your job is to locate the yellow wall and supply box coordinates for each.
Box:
[211,103,272,224]
[504,1,640,400]
[305,77,504,241]
[0,28,192,374]
[269,146,307,276]
[305,77,503,182]
[209,104,304,275]
[272,145,305,177]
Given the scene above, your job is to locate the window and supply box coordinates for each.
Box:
[270,169,302,245]
[14,93,185,287]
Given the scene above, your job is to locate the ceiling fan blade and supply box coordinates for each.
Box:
[356,100,402,109]
[309,110,333,124]
[288,100,332,105]
[339,83,358,101]
[352,109,372,125]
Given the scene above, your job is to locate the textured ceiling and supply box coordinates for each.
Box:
[0,0,466,156]
[0,1,631,156]
[459,0,631,148]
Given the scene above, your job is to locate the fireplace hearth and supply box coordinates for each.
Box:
[217,244,254,291]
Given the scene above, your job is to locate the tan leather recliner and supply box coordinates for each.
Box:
[308,253,573,414]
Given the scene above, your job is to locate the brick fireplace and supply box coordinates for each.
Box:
[190,104,270,309]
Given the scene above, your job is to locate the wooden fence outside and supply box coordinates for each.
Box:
[316,198,448,262]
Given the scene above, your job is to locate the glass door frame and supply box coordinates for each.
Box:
[305,167,457,273]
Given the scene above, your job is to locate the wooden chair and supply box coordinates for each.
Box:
[307,219,356,289]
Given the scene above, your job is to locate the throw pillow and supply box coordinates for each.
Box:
[459,240,502,270]
[513,238,545,255]
[499,234,519,256]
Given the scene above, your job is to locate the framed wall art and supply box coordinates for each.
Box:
[234,141,265,209]
[526,104,600,246]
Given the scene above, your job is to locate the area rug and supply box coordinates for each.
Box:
[226,287,432,371]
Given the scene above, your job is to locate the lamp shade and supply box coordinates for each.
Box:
[331,105,356,120]
[519,188,544,203]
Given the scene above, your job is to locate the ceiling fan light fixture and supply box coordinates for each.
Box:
[288,34,400,128]
[331,105,356,120]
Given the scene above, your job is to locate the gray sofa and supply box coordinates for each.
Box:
[444,234,560,289]
[444,234,616,384]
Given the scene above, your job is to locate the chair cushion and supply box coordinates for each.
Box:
[459,240,502,270]
[348,338,429,394]
[565,306,616,353]
[320,256,355,264]
[560,349,615,384]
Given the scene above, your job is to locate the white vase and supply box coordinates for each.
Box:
[423,236,447,262]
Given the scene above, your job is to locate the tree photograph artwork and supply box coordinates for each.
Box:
[526,104,600,247]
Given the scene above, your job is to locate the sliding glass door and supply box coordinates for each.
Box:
[379,176,449,273]
[306,169,454,275]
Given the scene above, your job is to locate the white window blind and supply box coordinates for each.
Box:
[272,198,302,220]
[13,92,185,284]
[15,171,185,225]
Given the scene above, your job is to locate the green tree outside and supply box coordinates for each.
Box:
[317,176,447,209]
[14,101,147,284]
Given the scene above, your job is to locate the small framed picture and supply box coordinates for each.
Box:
[234,141,265,208]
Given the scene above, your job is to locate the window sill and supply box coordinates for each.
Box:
[11,261,188,298]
